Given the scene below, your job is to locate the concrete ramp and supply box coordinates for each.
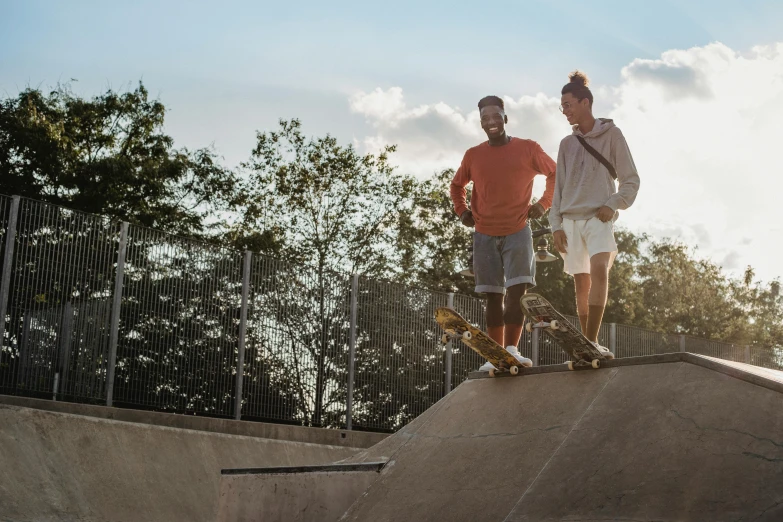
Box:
[0,400,375,522]
[338,353,783,522]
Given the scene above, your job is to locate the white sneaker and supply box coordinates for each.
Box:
[478,361,496,372]
[505,346,533,367]
[592,342,615,359]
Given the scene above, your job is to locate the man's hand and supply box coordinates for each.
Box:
[553,230,568,254]
[596,205,614,223]
[460,210,475,228]
[526,202,545,220]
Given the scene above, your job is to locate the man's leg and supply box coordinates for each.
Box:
[561,219,592,334]
[574,273,590,333]
[473,232,505,346]
[485,293,504,346]
[584,252,612,343]
[501,226,536,349]
[504,283,529,348]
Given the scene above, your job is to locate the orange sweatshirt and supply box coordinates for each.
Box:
[450,138,556,236]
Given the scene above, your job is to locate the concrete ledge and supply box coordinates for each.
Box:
[0,394,387,448]
[218,462,382,522]
[468,352,783,394]
[468,352,684,380]
[683,353,783,394]
[222,462,386,476]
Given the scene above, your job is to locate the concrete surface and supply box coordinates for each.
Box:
[335,354,783,521]
[0,395,388,449]
[0,404,365,522]
[217,463,384,522]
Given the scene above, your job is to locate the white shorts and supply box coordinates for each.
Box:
[561,217,617,275]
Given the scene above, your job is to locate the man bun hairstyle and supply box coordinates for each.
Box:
[561,70,593,106]
[478,95,504,111]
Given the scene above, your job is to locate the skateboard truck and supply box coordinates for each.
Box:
[566,358,602,370]
[525,320,561,333]
[441,330,472,345]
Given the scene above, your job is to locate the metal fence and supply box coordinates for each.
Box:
[0,194,781,432]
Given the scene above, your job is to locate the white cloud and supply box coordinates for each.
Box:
[349,41,783,282]
[349,88,563,180]
[611,41,783,282]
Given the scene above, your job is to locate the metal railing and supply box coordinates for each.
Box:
[0,194,781,432]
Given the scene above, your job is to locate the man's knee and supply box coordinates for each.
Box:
[503,284,526,324]
[590,255,612,275]
[486,293,504,326]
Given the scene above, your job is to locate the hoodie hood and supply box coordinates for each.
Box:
[572,118,615,138]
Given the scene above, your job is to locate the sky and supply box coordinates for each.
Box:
[3,0,783,283]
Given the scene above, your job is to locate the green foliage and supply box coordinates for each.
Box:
[394,168,474,294]
[233,118,416,276]
[0,83,238,237]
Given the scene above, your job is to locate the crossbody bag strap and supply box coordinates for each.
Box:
[576,136,617,180]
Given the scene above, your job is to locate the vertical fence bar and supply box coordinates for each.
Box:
[0,196,20,351]
[234,251,252,420]
[609,323,617,358]
[531,328,540,366]
[106,222,128,407]
[679,334,686,353]
[346,274,358,430]
[58,301,73,398]
[444,293,454,395]
[745,345,751,364]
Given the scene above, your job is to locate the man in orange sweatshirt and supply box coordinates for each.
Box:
[451,95,556,370]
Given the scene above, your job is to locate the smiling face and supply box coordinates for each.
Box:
[480,105,507,140]
[559,92,590,126]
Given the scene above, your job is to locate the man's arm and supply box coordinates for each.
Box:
[605,130,640,212]
[549,144,566,232]
[450,152,471,219]
[530,142,557,210]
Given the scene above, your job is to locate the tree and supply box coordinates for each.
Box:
[233,119,417,426]
[394,168,474,294]
[0,83,237,237]
[233,118,415,273]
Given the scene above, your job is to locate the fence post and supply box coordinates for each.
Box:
[444,293,455,394]
[0,196,20,352]
[745,345,751,365]
[532,328,540,367]
[346,274,359,430]
[234,251,252,421]
[679,334,686,353]
[106,222,129,407]
[58,301,74,399]
[609,323,617,359]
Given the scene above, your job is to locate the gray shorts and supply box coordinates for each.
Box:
[473,226,536,294]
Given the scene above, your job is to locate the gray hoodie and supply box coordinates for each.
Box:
[549,118,640,232]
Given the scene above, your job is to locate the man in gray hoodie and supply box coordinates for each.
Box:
[549,71,640,357]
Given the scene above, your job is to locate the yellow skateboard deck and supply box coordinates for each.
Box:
[435,307,529,377]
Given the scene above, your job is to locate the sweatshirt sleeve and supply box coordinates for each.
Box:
[450,151,471,217]
[549,143,565,232]
[605,129,640,212]
[530,142,557,210]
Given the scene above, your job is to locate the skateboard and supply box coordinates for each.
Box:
[435,307,530,377]
[519,293,606,370]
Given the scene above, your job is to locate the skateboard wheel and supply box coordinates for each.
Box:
[510,366,519,375]
[591,359,601,369]
[567,361,574,371]
[462,331,472,340]
[441,334,449,345]
[525,322,533,333]
[488,368,496,378]
[550,320,560,331]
